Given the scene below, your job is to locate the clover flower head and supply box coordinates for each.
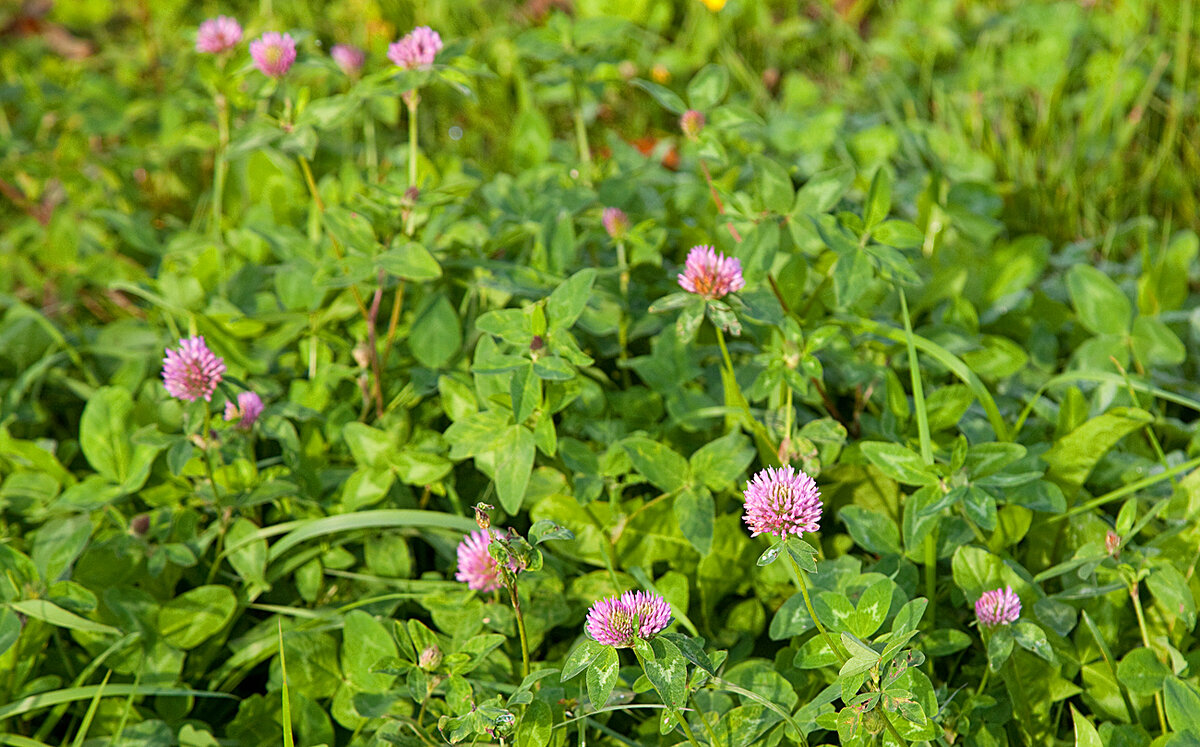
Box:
[162,336,225,402]
[602,207,630,241]
[742,465,822,540]
[681,109,706,140]
[585,591,672,647]
[975,586,1021,627]
[388,26,442,70]
[330,44,365,75]
[250,32,297,78]
[196,16,242,54]
[224,391,264,430]
[455,529,520,592]
[677,244,744,299]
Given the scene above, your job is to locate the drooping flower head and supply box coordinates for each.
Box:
[388,26,442,70]
[455,529,520,592]
[250,32,297,78]
[330,44,365,75]
[678,245,745,299]
[742,465,822,540]
[585,590,672,647]
[602,207,630,241]
[975,586,1021,628]
[680,109,706,140]
[162,336,226,402]
[224,391,264,430]
[620,590,673,639]
[196,16,242,54]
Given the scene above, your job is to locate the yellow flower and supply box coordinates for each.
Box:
[700,0,727,11]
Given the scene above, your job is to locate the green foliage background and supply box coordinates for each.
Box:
[2,0,1200,745]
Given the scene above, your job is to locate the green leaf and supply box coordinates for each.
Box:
[0,608,21,657]
[686,64,729,110]
[1070,704,1103,747]
[546,268,597,330]
[961,487,998,532]
[659,633,716,676]
[1131,316,1186,366]
[852,577,893,639]
[342,611,398,692]
[1164,677,1200,736]
[794,166,854,214]
[674,487,714,556]
[562,639,604,682]
[621,437,688,494]
[751,154,794,214]
[1116,647,1170,696]
[409,293,462,369]
[859,442,937,485]
[158,585,236,649]
[516,699,552,747]
[377,240,442,281]
[495,426,536,514]
[964,442,1027,479]
[986,626,1014,670]
[864,168,892,229]
[1011,621,1055,663]
[1066,264,1132,335]
[757,541,785,567]
[1043,408,1152,492]
[528,519,574,544]
[891,598,928,636]
[586,646,619,709]
[8,600,118,637]
[342,423,394,468]
[688,431,755,491]
[631,79,686,115]
[839,505,902,556]
[476,309,533,345]
[79,387,156,492]
[641,637,688,709]
[1146,563,1198,628]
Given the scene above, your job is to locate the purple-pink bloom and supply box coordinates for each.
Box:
[677,245,745,299]
[388,26,443,70]
[196,16,242,54]
[742,465,822,540]
[586,590,672,647]
[975,586,1021,627]
[602,207,629,241]
[224,391,264,430]
[455,529,520,592]
[162,336,225,403]
[330,44,365,75]
[250,32,297,78]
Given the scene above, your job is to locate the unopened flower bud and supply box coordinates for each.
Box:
[602,207,629,241]
[1105,530,1121,557]
[419,644,442,671]
[352,343,371,369]
[530,335,545,352]
[680,109,705,141]
[130,513,151,536]
[473,502,493,530]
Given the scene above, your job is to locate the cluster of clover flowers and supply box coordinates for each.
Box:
[195,15,442,78]
[450,247,1023,740]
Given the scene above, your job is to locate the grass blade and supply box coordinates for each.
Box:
[265,509,478,564]
[279,619,295,747]
[0,686,233,721]
[68,671,109,747]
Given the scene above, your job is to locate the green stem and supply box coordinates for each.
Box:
[364,115,378,184]
[405,93,419,236]
[714,324,736,378]
[508,580,531,679]
[634,652,701,747]
[880,711,909,745]
[897,287,932,464]
[571,81,593,182]
[616,240,631,387]
[690,692,719,747]
[974,665,990,696]
[786,552,848,665]
[1131,582,1169,734]
[212,93,229,237]
[923,530,937,629]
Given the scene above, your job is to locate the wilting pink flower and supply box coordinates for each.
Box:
[586,590,672,647]
[455,529,520,592]
[602,207,630,240]
[250,32,297,78]
[224,391,264,430]
[196,16,242,54]
[680,109,705,140]
[162,336,226,402]
[388,26,442,70]
[742,465,822,540]
[677,245,745,299]
[330,44,365,75]
[1105,530,1121,557]
[621,590,672,639]
[975,587,1021,627]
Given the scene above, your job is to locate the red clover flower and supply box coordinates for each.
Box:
[330,44,365,75]
[455,529,520,593]
[224,391,264,430]
[196,16,242,54]
[678,244,745,300]
[162,336,225,402]
[250,32,297,78]
[388,26,442,70]
[602,207,629,241]
[742,465,822,540]
[975,586,1021,628]
[585,590,672,647]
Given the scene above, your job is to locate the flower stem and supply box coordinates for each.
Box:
[211,92,229,237]
[1131,581,1169,734]
[571,81,592,183]
[713,324,736,379]
[405,93,419,235]
[786,552,847,665]
[881,712,909,745]
[364,115,378,184]
[616,240,631,387]
[633,651,701,747]
[507,580,531,679]
[690,692,719,747]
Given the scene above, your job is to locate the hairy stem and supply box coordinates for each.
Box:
[787,552,848,665]
[507,580,531,679]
